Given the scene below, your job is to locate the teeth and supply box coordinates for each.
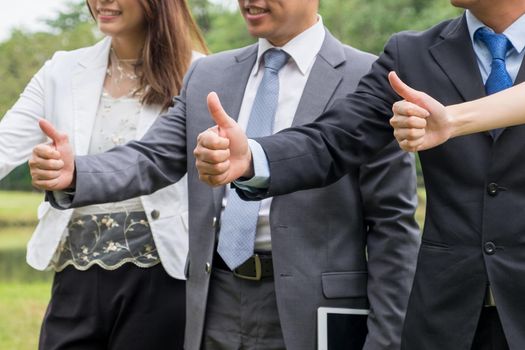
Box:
[99,10,121,16]
[247,7,267,15]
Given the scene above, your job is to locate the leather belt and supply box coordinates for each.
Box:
[213,251,273,281]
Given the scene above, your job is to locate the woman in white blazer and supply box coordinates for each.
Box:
[0,0,206,348]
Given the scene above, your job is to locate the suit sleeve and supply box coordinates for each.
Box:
[358,140,420,350]
[0,63,48,179]
[254,35,402,198]
[55,60,201,208]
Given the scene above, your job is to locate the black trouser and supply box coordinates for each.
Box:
[471,307,509,350]
[39,264,185,350]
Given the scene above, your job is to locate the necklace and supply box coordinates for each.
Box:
[105,47,142,99]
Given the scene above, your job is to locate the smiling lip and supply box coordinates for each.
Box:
[97,8,122,21]
[244,6,269,20]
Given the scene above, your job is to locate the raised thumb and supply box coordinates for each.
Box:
[39,119,68,146]
[207,92,235,131]
[388,71,422,102]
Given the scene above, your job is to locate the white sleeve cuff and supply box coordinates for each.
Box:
[52,190,74,209]
[234,139,270,191]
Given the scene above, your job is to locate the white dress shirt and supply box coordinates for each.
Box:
[466,10,525,83]
[224,16,326,251]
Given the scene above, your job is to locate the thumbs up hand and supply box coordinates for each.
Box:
[193,92,253,186]
[388,71,453,151]
[29,119,75,190]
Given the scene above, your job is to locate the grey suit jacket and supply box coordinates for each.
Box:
[60,30,420,350]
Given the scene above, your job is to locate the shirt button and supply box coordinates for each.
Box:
[205,262,212,274]
[487,183,499,197]
[150,210,160,220]
[484,242,496,255]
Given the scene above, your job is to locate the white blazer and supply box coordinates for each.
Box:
[0,37,199,279]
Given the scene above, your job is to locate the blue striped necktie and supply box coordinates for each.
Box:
[217,49,289,270]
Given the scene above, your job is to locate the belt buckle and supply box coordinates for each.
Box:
[233,254,262,281]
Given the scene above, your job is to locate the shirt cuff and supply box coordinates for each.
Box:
[52,190,75,209]
[234,139,270,192]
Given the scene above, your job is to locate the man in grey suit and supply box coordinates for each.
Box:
[31,0,420,348]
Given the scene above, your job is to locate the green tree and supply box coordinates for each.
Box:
[320,0,461,54]
[45,1,92,32]
[191,0,213,33]
[205,5,254,53]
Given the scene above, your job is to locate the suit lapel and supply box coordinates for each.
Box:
[431,15,525,142]
[429,15,486,103]
[71,38,111,155]
[292,31,345,126]
[429,15,498,140]
[514,56,525,85]
[212,45,259,215]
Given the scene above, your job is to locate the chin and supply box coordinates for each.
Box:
[98,26,120,37]
[449,0,473,8]
[246,25,272,39]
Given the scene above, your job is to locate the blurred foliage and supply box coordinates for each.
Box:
[319,0,461,54]
[0,1,96,120]
[0,163,32,191]
[0,0,463,190]
[0,191,43,226]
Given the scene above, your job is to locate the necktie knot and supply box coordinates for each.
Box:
[475,27,512,61]
[263,49,289,72]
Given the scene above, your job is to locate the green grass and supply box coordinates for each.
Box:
[0,226,52,284]
[0,226,34,250]
[0,283,50,350]
[0,223,52,349]
[0,191,43,226]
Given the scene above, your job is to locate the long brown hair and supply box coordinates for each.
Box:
[138,0,208,109]
[88,0,208,109]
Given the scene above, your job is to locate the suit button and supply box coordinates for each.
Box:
[212,217,218,228]
[487,183,499,196]
[150,210,160,220]
[205,262,212,274]
[484,242,496,255]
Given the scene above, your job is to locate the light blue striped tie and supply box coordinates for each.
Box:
[475,27,513,137]
[217,48,289,270]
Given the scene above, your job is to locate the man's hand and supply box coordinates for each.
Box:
[29,119,75,190]
[388,71,453,151]
[194,92,253,186]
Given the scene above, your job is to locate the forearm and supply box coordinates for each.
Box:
[449,82,525,137]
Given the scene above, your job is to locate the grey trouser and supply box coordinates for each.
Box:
[202,268,285,350]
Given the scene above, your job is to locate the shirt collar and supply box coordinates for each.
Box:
[254,15,326,77]
[466,10,525,54]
